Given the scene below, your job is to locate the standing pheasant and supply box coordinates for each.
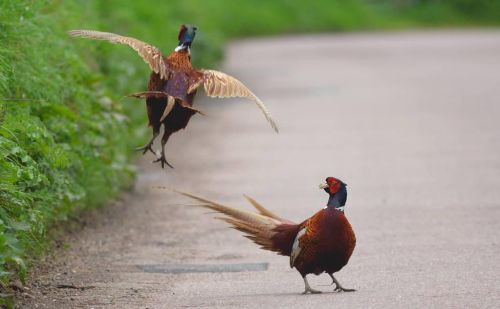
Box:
[173,177,356,294]
[69,25,278,168]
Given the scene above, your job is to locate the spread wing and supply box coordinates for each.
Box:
[192,69,279,133]
[68,29,169,80]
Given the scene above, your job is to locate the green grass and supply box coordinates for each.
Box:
[0,1,135,301]
[0,0,499,305]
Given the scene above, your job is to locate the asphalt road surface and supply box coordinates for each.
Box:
[20,30,500,308]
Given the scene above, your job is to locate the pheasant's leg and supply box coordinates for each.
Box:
[136,131,159,155]
[302,276,322,294]
[329,274,356,292]
[153,130,174,169]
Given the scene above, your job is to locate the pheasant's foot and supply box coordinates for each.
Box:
[135,143,156,155]
[329,274,356,293]
[302,287,322,294]
[334,285,356,293]
[153,154,174,169]
[302,276,321,294]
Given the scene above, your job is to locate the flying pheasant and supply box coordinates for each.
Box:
[68,25,278,168]
[173,177,356,294]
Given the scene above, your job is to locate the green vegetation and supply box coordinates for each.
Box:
[0,0,498,304]
[0,2,136,302]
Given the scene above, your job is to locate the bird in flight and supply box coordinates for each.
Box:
[172,176,356,294]
[69,25,278,168]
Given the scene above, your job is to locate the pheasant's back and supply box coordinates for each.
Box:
[162,71,198,105]
[149,53,202,105]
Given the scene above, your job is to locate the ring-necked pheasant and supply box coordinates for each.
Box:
[68,25,278,168]
[172,177,356,294]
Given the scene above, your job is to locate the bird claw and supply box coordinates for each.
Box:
[333,285,356,293]
[302,288,322,294]
[153,155,174,169]
[329,274,355,292]
[302,289,322,294]
[135,144,156,155]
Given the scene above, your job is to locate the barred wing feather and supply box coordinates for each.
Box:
[68,30,169,80]
[199,70,279,133]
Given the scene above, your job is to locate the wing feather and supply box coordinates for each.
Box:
[126,91,204,118]
[197,70,279,133]
[126,91,175,99]
[68,29,169,80]
[160,96,176,122]
[290,227,307,267]
[289,212,323,268]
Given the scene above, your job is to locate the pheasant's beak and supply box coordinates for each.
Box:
[319,183,328,189]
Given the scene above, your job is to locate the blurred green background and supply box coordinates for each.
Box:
[0,0,498,303]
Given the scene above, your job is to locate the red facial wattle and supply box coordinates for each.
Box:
[178,25,187,41]
[326,177,341,194]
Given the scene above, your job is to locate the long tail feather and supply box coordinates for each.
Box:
[173,189,295,253]
[243,194,293,224]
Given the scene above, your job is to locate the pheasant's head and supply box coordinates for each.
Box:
[176,24,197,52]
[319,177,347,211]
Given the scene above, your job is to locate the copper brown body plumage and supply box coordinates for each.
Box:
[69,25,278,168]
[291,209,356,278]
[173,177,356,294]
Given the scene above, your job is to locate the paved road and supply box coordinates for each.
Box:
[20,30,500,308]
